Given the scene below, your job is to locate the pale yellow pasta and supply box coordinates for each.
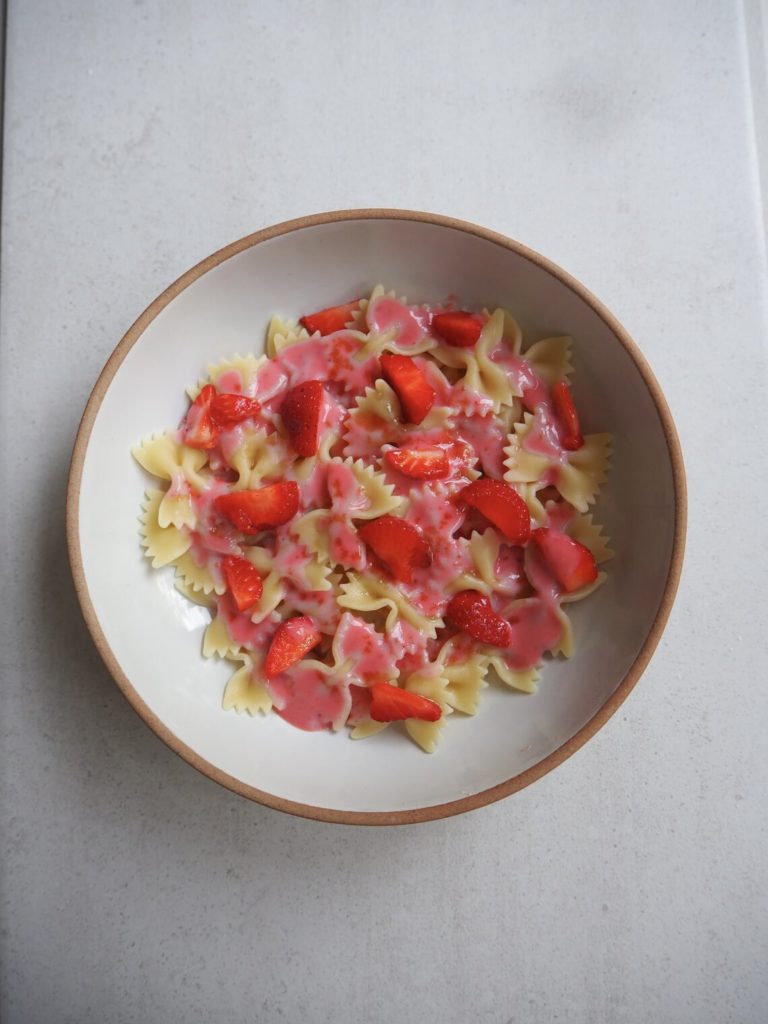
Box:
[291,509,332,563]
[172,550,224,596]
[468,528,503,589]
[436,642,489,716]
[174,578,216,607]
[566,513,614,564]
[555,434,612,512]
[222,655,273,715]
[131,432,208,491]
[486,657,540,693]
[350,719,389,740]
[158,489,195,530]
[549,606,574,658]
[226,428,294,489]
[265,315,309,358]
[503,413,552,485]
[338,458,404,519]
[338,574,443,638]
[202,614,239,658]
[432,308,515,410]
[404,670,452,753]
[139,490,192,569]
[524,336,574,385]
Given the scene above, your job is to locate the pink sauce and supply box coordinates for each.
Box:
[334,612,402,684]
[269,664,350,731]
[400,486,472,617]
[217,594,279,649]
[367,296,434,348]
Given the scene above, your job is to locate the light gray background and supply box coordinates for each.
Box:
[2,2,767,1022]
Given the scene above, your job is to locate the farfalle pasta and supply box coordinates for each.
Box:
[132,286,612,752]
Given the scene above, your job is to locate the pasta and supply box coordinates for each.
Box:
[132,287,612,752]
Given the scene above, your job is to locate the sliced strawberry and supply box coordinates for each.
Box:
[299,299,361,336]
[220,555,263,612]
[369,682,442,723]
[379,353,436,425]
[384,446,450,479]
[531,528,598,592]
[446,590,513,647]
[210,393,261,429]
[183,384,219,449]
[357,514,431,583]
[551,380,584,451]
[281,380,325,457]
[214,481,299,533]
[265,616,322,677]
[457,478,531,544]
[431,311,483,348]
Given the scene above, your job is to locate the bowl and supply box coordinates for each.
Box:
[66,209,686,824]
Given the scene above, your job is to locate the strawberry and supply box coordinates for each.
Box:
[183,384,219,449]
[281,380,325,457]
[530,528,598,592]
[446,590,513,647]
[457,478,531,544]
[210,393,261,429]
[265,616,322,677]
[299,299,361,336]
[357,514,431,583]
[384,446,449,479]
[220,555,263,612]
[214,481,299,533]
[369,682,442,723]
[379,353,436,425]
[551,380,584,451]
[431,311,483,348]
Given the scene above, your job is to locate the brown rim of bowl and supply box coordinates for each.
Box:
[66,208,687,826]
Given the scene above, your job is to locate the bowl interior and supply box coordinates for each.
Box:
[74,215,680,819]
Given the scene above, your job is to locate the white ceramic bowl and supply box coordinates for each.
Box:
[67,210,686,824]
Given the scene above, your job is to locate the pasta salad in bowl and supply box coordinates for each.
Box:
[68,211,685,823]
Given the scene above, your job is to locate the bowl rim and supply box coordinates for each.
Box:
[66,208,687,826]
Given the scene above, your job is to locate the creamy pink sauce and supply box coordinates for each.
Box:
[175,295,596,735]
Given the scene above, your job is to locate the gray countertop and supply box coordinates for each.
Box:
[2,2,767,1022]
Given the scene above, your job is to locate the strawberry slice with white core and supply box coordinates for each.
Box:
[184,384,219,449]
[265,616,322,677]
[214,482,299,533]
[431,311,483,348]
[379,353,436,425]
[357,514,431,583]
[299,300,361,336]
[530,528,598,592]
[456,477,531,544]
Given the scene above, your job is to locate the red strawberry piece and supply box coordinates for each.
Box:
[379,353,436,425]
[384,446,450,479]
[551,380,584,451]
[220,555,263,612]
[214,481,299,533]
[431,310,484,348]
[357,514,431,583]
[210,393,261,429]
[299,299,361,336]
[446,590,513,647]
[530,528,598,592]
[265,616,322,677]
[281,380,325,457]
[369,682,442,723]
[183,384,219,449]
[457,478,531,544]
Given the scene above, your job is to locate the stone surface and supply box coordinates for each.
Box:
[1,1,767,1022]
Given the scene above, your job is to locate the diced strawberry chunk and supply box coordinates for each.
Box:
[530,528,598,592]
[281,380,325,457]
[379,353,436,425]
[445,590,513,647]
[551,381,584,451]
[456,478,531,544]
[369,682,442,723]
[431,311,483,348]
[214,482,299,533]
[299,300,361,336]
[220,555,263,612]
[357,514,431,583]
[384,446,449,479]
[265,616,322,677]
[183,384,219,449]
[210,394,261,429]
